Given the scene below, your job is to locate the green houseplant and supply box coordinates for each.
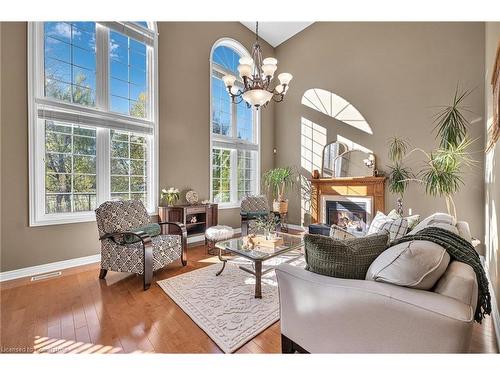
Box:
[387,137,413,215]
[386,87,476,219]
[262,167,296,214]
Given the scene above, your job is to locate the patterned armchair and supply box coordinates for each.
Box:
[95,200,187,290]
[240,195,272,236]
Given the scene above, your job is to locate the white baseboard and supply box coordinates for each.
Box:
[0,227,243,283]
[0,254,101,282]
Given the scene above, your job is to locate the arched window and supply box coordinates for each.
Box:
[29,22,158,225]
[210,39,260,207]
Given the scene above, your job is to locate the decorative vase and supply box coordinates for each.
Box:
[273,199,288,214]
[264,230,272,240]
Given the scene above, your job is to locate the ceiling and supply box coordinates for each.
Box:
[240,22,313,47]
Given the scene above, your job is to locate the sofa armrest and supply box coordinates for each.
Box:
[275,264,475,353]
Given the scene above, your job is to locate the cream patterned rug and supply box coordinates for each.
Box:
[157,256,304,353]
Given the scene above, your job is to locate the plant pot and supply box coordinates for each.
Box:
[273,199,288,214]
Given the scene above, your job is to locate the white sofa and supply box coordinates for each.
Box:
[275,221,478,353]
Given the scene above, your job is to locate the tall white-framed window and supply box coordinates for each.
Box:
[28,22,159,226]
[210,38,260,208]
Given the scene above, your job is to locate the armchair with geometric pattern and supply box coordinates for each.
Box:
[240,195,272,236]
[95,200,187,290]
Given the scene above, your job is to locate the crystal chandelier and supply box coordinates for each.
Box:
[222,22,293,109]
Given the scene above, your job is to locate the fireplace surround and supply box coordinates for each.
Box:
[309,176,385,230]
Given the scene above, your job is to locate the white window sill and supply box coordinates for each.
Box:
[30,212,97,227]
[30,208,157,227]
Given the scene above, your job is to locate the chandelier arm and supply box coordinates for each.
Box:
[231,94,245,105]
[271,94,285,103]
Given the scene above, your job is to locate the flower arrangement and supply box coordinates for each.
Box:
[160,187,180,206]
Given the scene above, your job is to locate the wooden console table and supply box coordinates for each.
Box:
[158,204,218,238]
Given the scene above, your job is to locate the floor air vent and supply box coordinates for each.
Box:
[31,271,62,281]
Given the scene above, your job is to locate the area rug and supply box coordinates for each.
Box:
[157,256,304,353]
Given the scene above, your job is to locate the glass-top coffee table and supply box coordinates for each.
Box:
[215,232,304,298]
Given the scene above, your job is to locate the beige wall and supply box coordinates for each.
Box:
[485,22,500,311]
[274,22,486,248]
[0,22,274,272]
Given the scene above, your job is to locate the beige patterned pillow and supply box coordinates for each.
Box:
[367,211,408,241]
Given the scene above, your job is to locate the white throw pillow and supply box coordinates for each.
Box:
[407,212,458,236]
[366,240,450,290]
[367,211,408,241]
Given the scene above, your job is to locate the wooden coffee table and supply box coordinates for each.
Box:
[214,233,304,298]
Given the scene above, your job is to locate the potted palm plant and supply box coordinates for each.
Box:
[387,137,413,215]
[262,167,296,214]
[386,87,476,219]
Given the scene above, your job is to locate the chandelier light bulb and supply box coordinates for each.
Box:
[262,64,277,78]
[222,75,236,88]
[230,86,240,95]
[262,57,278,65]
[238,64,252,78]
[278,72,293,85]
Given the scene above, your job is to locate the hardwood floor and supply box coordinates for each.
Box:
[1,243,498,354]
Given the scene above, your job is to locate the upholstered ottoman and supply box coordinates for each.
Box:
[205,225,234,255]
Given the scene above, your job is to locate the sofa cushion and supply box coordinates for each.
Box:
[367,211,408,241]
[329,224,356,240]
[366,240,450,290]
[456,221,473,244]
[434,261,478,308]
[304,232,389,279]
[407,212,458,236]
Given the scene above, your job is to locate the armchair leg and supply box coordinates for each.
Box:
[144,276,151,290]
[181,228,188,267]
[99,269,108,279]
[143,241,153,291]
[241,219,249,236]
[181,249,187,266]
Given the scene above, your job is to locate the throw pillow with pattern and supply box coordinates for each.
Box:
[387,209,421,232]
[329,224,356,240]
[304,232,389,279]
[367,211,408,241]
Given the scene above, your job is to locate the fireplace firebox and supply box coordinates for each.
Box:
[326,200,368,233]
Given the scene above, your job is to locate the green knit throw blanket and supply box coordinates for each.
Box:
[390,227,491,323]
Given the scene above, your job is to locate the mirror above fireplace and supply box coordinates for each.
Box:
[321,141,376,178]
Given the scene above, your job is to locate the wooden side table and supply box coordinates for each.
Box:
[158,204,218,238]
